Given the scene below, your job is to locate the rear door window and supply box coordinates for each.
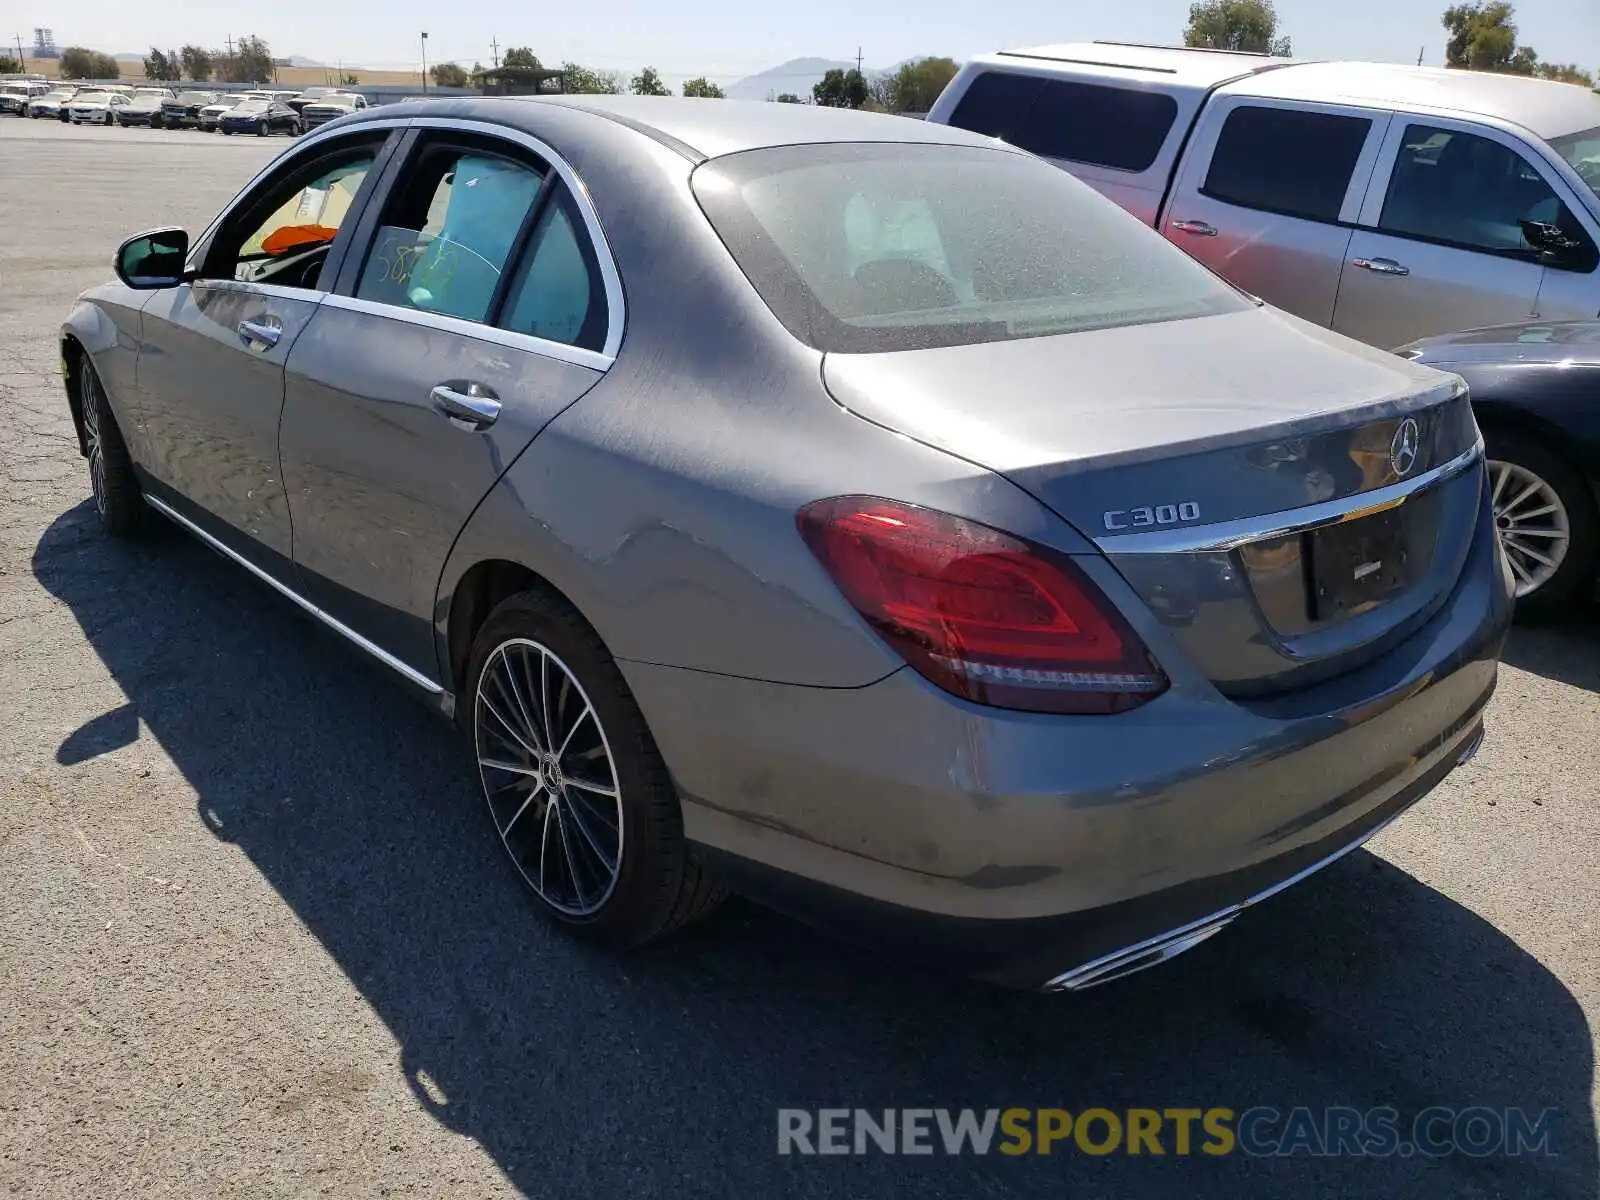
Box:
[1202,105,1372,222]
[947,72,1178,173]
[499,193,609,352]
[355,142,546,323]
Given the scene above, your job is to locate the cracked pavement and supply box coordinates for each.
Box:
[0,118,1597,1199]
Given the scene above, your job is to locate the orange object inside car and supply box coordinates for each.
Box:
[261,224,340,257]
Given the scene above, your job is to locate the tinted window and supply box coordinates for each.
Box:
[1549,124,1600,202]
[1379,124,1591,262]
[1202,106,1370,222]
[356,145,545,323]
[694,142,1248,354]
[501,194,608,351]
[947,72,1178,172]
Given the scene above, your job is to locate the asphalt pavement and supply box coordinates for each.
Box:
[0,116,1596,1199]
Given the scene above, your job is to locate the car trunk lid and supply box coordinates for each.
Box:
[821,307,1483,696]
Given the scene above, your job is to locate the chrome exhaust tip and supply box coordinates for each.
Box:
[1042,915,1237,993]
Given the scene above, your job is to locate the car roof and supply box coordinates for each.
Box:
[976,41,1294,90]
[1225,61,1600,138]
[347,94,1002,161]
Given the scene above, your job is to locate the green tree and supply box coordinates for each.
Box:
[228,35,274,84]
[682,76,725,98]
[1534,62,1595,86]
[61,47,108,79]
[503,46,541,69]
[430,61,469,87]
[885,56,959,113]
[630,66,670,96]
[93,52,122,79]
[1183,0,1292,55]
[775,91,803,104]
[1441,2,1530,71]
[143,47,181,81]
[0,54,21,74]
[339,71,361,86]
[813,67,869,108]
[560,62,624,93]
[180,45,212,82]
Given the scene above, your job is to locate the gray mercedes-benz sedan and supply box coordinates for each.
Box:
[60,96,1514,991]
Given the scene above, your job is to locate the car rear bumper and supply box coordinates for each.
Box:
[621,485,1513,988]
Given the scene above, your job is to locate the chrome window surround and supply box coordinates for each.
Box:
[144,494,444,695]
[184,114,626,370]
[1096,440,1482,555]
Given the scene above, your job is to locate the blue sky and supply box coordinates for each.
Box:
[11,0,1597,84]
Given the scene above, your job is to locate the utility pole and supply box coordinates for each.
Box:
[420,30,428,93]
[856,46,863,74]
[1417,45,1425,66]
[490,38,499,69]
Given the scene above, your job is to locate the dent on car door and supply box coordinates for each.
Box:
[278,128,617,680]
[1160,99,1388,326]
[1331,120,1595,349]
[135,131,392,569]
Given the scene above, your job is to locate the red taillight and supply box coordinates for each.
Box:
[798,497,1168,715]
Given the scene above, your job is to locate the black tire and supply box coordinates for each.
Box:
[255,120,267,137]
[221,127,232,135]
[465,589,724,948]
[1481,423,1597,619]
[79,359,146,538]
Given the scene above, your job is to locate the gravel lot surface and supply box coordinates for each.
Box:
[0,117,1596,1199]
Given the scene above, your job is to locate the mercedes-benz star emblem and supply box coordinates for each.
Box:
[1389,417,1421,478]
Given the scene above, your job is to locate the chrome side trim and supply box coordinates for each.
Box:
[144,494,444,695]
[322,294,613,373]
[1043,806,1411,993]
[1097,441,1483,555]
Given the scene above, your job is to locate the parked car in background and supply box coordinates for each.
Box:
[0,80,51,115]
[68,90,132,125]
[219,99,303,137]
[61,97,1511,991]
[27,87,78,119]
[1398,321,1600,614]
[284,87,334,116]
[299,91,368,129]
[161,90,220,129]
[197,99,240,131]
[929,44,1600,350]
[117,89,174,127]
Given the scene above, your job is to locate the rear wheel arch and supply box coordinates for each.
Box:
[446,559,603,714]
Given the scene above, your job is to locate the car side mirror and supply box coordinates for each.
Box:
[1518,218,1593,270]
[115,227,191,289]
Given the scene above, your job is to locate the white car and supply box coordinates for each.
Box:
[69,90,132,125]
[0,80,50,116]
[26,87,77,119]
[197,100,239,131]
[299,91,369,129]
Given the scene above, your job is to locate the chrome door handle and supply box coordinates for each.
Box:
[1170,219,1218,237]
[1351,257,1410,276]
[431,383,502,430]
[237,318,281,347]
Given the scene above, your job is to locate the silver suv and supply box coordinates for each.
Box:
[928,44,1600,350]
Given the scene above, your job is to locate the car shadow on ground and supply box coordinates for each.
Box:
[33,501,1599,1199]
[1500,603,1600,693]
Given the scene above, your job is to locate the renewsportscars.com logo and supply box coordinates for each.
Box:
[777,1107,1560,1158]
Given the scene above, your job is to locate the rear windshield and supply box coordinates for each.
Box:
[175,91,214,104]
[231,101,269,114]
[692,142,1248,354]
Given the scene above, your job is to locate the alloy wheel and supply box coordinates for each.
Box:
[1489,458,1570,598]
[474,637,624,917]
[82,371,107,516]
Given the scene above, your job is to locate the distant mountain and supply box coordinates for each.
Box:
[285,55,326,68]
[727,57,865,102]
